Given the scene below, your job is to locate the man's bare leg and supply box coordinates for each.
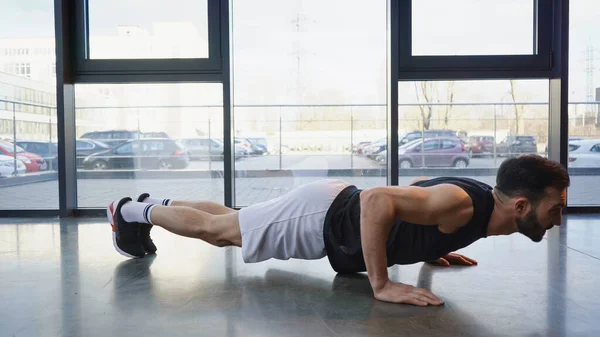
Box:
[128,195,239,255]
[113,198,241,246]
[170,200,237,215]
[148,205,242,247]
[138,194,236,215]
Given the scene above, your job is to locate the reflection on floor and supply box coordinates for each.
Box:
[1,215,599,337]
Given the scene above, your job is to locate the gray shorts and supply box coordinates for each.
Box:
[238,179,351,263]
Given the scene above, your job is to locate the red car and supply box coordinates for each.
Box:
[0,140,47,172]
[467,135,496,157]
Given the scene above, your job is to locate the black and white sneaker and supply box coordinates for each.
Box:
[137,193,157,254]
[107,197,146,258]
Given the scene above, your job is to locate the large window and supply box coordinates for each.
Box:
[397,79,549,189]
[74,0,222,81]
[0,0,58,210]
[87,0,209,59]
[0,0,584,214]
[397,0,553,77]
[74,83,223,208]
[568,0,600,206]
[231,0,387,207]
[412,0,535,56]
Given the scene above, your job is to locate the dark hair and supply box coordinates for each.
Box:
[496,154,570,204]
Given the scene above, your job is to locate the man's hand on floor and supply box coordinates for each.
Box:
[373,280,444,306]
[427,253,478,267]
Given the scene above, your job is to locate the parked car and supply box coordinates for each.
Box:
[399,129,458,146]
[377,137,469,168]
[567,139,600,168]
[15,140,59,171]
[141,131,170,139]
[82,138,189,170]
[245,137,268,153]
[80,130,141,147]
[352,141,371,154]
[544,137,584,154]
[496,135,538,157]
[465,135,495,157]
[14,140,112,169]
[180,138,221,160]
[232,138,251,155]
[235,138,265,156]
[0,154,27,177]
[363,138,387,159]
[0,140,46,172]
[179,138,245,160]
[75,140,112,167]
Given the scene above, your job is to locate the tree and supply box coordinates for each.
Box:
[509,80,525,134]
[414,81,455,130]
[414,82,434,130]
[442,81,455,128]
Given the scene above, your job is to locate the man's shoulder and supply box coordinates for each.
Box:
[412,176,493,190]
[426,177,494,229]
[410,176,484,185]
[411,177,493,212]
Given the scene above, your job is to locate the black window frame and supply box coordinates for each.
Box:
[74,0,223,83]
[397,0,555,80]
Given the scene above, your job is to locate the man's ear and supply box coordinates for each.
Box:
[514,197,529,215]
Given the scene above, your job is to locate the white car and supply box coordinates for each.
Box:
[363,138,387,158]
[0,154,27,177]
[568,139,600,168]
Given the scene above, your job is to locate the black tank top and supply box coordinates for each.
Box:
[322,177,495,273]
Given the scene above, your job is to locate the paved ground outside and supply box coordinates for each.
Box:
[1,154,597,209]
[171,153,506,170]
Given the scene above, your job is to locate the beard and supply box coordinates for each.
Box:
[516,208,546,242]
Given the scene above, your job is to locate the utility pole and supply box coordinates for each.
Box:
[289,0,319,102]
[584,46,600,125]
[292,11,302,104]
[585,46,594,105]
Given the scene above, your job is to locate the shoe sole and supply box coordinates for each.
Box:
[107,202,140,259]
[137,193,157,254]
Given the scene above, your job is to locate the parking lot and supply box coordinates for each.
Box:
[181,152,503,170]
[1,153,597,209]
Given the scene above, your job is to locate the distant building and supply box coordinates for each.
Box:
[0,22,211,141]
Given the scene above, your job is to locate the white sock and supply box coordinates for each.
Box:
[142,196,173,206]
[117,201,156,225]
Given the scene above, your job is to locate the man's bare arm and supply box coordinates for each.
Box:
[359,184,472,305]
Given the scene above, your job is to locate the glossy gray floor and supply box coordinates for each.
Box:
[1,215,599,337]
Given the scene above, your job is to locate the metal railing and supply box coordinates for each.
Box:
[1,99,599,175]
[0,99,57,176]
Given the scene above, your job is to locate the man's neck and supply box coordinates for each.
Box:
[487,189,517,236]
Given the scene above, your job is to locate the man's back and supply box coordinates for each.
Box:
[323,177,495,273]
